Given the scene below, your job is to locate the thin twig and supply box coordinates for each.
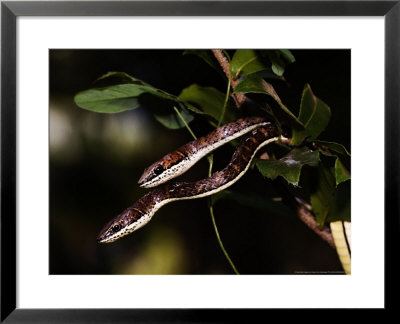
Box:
[296,203,335,249]
[174,106,239,274]
[217,70,231,127]
[209,205,240,274]
[173,106,197,140]
[208,77,240,274]
[212,49,246,108]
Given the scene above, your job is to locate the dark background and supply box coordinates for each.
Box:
[49,49,350,275]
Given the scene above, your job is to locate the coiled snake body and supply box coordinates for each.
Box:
[97,116,351,275]
[97,117,280,243]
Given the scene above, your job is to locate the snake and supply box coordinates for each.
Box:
[330,221,351,274]
[96,116,351,275]
[97,116,281,243]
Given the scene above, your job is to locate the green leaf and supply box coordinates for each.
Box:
[134,91,195,130]
[74,84,147,113]
[326,181,351,223]
[153,104,194,130]
[291,85,316,144]
[74,72,209,130]
[253,69,284,81]
[75,71,204,115]
[310,159,337,226]
[178,84,239,124]
[305,98,331,139]
[279,50,296,63]
[296,84,331,140]
[75,70,181,114]
[259,50,296,77]
[314,140,351,158]
[314,140,351,185]
[291,84,332,145]
[256,147,320,185]
[234,74,305,136]
[335,158,351,185]
[211,190,296,218]
[234,74,290,115]
[270,54,286,77]
[298,84,317,125]
[94,71,141,84]
[269,50,295,76]
[230,50,268,79]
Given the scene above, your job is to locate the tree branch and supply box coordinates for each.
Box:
[211,49,246,108]
[295,199,335,248]
[212,50,335,248]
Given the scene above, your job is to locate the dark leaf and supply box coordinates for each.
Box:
[293,84,331,142]
[314,140,351,158]
[153,104,194,130]
[310,158,337,226]
[234,74,305,139]
[230,50,268,79]
[260,50,296,77]
[256,147,320,185]
[315,140,351,185]
[325,181,351,223]
[179,84,239,124]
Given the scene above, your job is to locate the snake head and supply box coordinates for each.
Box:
[138,161,167,188]
[138,149,191,188]
[97,207,146,243]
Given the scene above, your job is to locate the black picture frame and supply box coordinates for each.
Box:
[1,0,398,321]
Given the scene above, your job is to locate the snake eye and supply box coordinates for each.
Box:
[112,224,121,233]
[153,165,165,176]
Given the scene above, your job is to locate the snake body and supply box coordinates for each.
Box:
[97,118,280,243]
[138,116,271,188]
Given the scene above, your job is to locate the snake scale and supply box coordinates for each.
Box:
[97,117,281,243]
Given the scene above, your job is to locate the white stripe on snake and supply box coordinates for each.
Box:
[330,221,351,274]
[97,117,281,243]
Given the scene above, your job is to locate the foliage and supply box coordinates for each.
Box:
[74,50,350,230]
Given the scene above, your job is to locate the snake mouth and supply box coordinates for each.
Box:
[137,175,146,186]
[97,236,106,243]
[97,232,108,243]
[138,177,154,189]
[138,163,159,187]
[97,219,118,243]
[138,178,158,188]
[97,232,117,243]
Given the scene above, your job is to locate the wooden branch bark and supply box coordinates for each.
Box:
[211,49,246,108]
[296,202,335,249]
